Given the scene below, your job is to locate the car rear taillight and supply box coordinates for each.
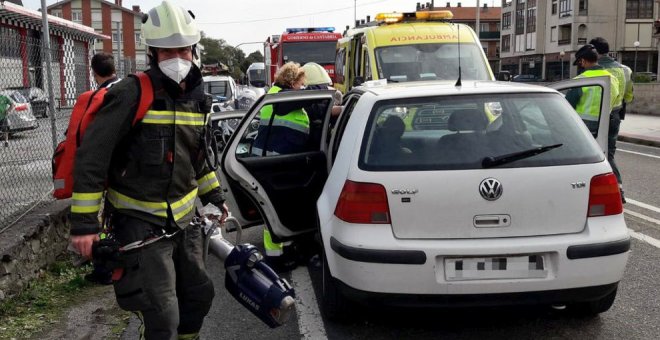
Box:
[334,180,390,224]
[588,173,623,217]
[14,104,28,111]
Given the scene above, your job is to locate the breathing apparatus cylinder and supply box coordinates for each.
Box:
[202,217,296,328]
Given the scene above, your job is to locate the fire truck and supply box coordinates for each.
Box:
[264,27,342,86]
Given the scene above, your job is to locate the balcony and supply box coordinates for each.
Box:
[479,31,501,40]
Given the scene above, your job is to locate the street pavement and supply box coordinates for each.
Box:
[618,113,660,147]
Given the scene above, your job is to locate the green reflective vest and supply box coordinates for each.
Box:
[597,56,629,108]
[573,68,620,120]
[260,85,309,134]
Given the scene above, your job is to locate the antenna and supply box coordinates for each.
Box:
[455,24,462,87]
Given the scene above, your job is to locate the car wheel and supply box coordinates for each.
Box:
[321,248,350,320]
[570,287,618,317]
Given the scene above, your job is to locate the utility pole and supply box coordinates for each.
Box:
[354,0,356,27]
[115,21,123,77]
[476,0,481,40]
[40,0,58,151]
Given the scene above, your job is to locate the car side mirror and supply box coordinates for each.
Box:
[353,76,365,87]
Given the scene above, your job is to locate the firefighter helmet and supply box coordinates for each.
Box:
[141,1,200,48]
[302,62,332,86]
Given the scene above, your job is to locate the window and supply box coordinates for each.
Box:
[112,33,119,43]
[51,10,62,18]
[578,0,588,15]
[550,26,558,42]
[559,0,572,17]
[552,0,558,14]
[558,24,572,45]
[626,0,653,19]
[480,23,490,32]
[135,33,141,46]
[72,10,82,22]
[526,7,537,33]
[501,34,511,52]
[359,93,602,171]
[335,47,346,84]
[91,10,102,26]
[502,12,512,30]
[515,8,525,34]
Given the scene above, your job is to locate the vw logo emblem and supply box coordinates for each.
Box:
[479,178,503,201]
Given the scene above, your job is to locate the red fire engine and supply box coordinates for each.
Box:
[264,27,342,86]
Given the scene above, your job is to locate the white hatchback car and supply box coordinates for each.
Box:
[219,78,630,318]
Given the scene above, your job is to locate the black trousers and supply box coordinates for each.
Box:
[110,213,214,340]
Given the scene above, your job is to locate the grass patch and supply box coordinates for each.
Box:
[0,260,97,339]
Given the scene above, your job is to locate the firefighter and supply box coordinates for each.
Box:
[68,1,228,339]
[589,37,633,203]
[301,62,343,146]
[566,44,619,143]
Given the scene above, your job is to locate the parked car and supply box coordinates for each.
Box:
[219,78,629,318]
[633,71,657,82]
[0,90,38,134]
[512,74,543,82]
[203,75,238,110]
[6,86,49,118]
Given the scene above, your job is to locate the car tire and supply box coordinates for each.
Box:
[570,287,618,316]
[321,248,351,320]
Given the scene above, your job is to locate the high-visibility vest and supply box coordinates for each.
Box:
[573,69,619,121]
[260,85,309,134]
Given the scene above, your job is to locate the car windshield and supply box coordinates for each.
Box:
[375,43,491,82]
[248,69,266,87]
[205,81,232,99]
[282,41,336,64]
[360,92,603,171]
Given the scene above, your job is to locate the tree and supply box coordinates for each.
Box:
[240,50,264,73]
[198,31,246,80]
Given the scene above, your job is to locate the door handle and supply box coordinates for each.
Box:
[473,214,511,228]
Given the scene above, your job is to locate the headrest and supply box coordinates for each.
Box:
[447,109,488,132]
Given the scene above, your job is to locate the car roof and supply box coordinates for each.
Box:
[357,80,557,98]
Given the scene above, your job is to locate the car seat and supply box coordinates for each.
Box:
[437,109,489,164]
[370,115,412,164]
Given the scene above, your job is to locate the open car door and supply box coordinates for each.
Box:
[549,76,611,152]
[220,89,335,241]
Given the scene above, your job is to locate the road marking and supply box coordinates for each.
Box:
[626,199,660,214]
[628,229,660,249]
[618,149,660,160]
[291,266,328,340]
[625,209,660,231]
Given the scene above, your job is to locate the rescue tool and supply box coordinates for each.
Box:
[201,216,296,328]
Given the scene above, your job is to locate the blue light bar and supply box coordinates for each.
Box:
[285,27,336,33]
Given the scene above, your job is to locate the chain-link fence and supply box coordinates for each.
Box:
[0,27,149,232]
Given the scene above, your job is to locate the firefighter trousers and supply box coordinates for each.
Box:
[110,213,214,340]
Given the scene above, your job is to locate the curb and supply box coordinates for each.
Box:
[618,133,660,148]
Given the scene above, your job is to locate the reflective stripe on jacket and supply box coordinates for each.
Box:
[70,67,224,235]
[252,85,310,155]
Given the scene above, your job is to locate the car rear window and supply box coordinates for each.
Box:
[359,92,603,171]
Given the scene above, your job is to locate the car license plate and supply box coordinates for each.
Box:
[444,255,547,281]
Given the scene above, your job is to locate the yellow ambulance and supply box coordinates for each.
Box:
[334,10,495,94]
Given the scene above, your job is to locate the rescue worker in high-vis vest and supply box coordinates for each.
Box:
[566,44,619,135]
[252,62,308,272]
[69,2,228,339]
[589,37,634,203]
[252,62,308,156]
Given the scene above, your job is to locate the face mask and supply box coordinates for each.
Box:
[158,58,192,83]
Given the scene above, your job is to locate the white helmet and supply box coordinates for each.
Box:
[302,62,332,86]
[141,1,200,48]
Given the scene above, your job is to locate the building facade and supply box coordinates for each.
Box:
[47,0,146,74]
[0,1,107,106]
[500,0,659,81]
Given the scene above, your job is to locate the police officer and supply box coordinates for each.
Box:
[566,44,619,134]
[69,1,228,339]
[589,37,633,202]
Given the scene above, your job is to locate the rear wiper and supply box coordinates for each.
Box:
[482,143,563,168]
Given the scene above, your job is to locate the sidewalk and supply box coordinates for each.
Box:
[618,113,660,147]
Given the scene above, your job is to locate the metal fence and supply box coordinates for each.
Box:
[0,29,145,232]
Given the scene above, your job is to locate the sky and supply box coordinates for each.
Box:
[22,0,497,54]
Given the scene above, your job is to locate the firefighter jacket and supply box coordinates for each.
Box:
[252,84,310,155]
[70,66,225,236]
